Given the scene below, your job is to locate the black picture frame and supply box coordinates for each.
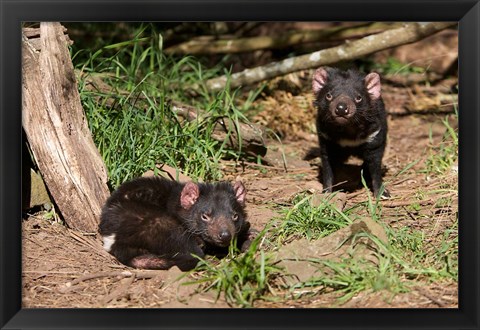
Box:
[1,1,478,329]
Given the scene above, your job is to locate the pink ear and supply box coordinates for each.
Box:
[312,67,329,95]
[180,182,199,209]
[364,72,381,100]
[233,181,246,205]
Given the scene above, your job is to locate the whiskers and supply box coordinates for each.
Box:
[183,222,207,239]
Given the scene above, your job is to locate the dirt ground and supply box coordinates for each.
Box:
[22,24,458,309]
[22,101,458,309]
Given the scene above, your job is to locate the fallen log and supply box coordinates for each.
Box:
[164,22,402,55]
[204,22,456,92]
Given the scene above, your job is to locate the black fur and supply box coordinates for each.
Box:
[99,176,252,271]
[310,67,389,198]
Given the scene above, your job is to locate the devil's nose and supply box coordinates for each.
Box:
[219,231,232,243]
[335,102,349,115]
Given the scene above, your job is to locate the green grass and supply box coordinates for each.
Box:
[185,229,286,308]
[275,186,403,303]
[387,223,458,280]
[273,173,388,243]
[272,171,457,304]
[73,24,258,188]
[291,245,408,305]
[360,56,426,76]
[287,223,457,304]
[423,110,458,177]
[272,192,356,242]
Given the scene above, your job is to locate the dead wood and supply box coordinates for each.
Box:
[70,271,135,286]
[22,26,72,52]
[204,22,456,92]
[414,286,447,307]
[164,22,402,55]
[22,22,110,233]
[381,199,433,208]
[59,270,161,293]
[101,275,136,304]
[233,22,263,37]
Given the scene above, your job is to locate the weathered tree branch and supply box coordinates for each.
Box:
[22,22,110,233]
[164,22,402,55]
[204,22,456,92]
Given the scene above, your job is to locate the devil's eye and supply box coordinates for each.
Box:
[201,213,210,222]
[232,213,239,221]
[325,92,333,101]
[355,95,363,103]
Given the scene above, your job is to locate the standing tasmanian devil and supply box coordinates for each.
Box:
[99,176,256,271]
[309,66,390,198]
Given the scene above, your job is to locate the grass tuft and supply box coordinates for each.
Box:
[273,192,356,242]
[186,230,285,308]
[273,170,457,304]
[423,110,458,177]
[73,24,258,188]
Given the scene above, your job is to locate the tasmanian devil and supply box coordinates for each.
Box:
[308,66,390,198]
[99,176,255,271]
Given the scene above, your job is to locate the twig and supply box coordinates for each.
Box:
[101,275,136,305]
[67,229,113,260]
[59,270,163,294]
[391,176,418,186]
[23,270,81,274]
[415,286,447,307]
[70,270,135,286]
[382,199,433,208]
[237,160,303,172]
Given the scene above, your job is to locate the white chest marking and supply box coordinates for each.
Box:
[337,129,380,147]
[102,234,116,252]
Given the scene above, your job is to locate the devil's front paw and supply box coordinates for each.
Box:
[240,228,260,252]
[195,236,206,251]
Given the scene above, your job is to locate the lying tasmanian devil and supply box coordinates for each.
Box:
[307,66,390,198]
[99,176,256,271]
